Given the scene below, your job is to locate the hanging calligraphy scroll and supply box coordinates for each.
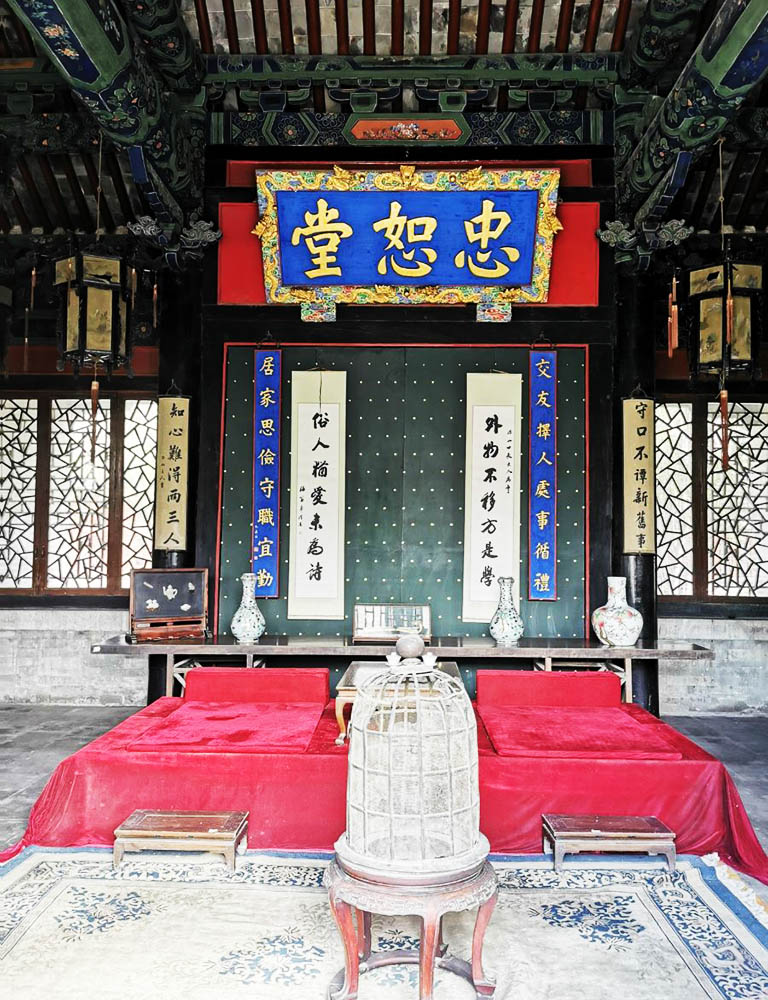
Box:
[288,371,346,619]
[252,349,281,597]
[253,165,561,321]
[623,398,656,554]
[153,396,190,551]
[462,373,522,623]
[529,350,557,600]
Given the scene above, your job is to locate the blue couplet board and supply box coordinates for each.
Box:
[251,349,281,596]
[529,350,557,600]
[276,190,539,287]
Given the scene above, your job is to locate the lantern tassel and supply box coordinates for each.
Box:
[726,275,734,345]
[720,388,729,471]
[90,374,99,465]
[667,311,673,358]
[671,274,679,350]
[130,267,137,309]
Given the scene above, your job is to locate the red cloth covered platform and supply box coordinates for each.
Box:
[3,668,767,884]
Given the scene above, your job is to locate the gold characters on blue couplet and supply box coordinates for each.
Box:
[529,351,557,600]
[252,349,281,596]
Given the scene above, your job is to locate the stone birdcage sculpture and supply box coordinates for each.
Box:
[335,635,489,885]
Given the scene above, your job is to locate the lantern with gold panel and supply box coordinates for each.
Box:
[686,252,763,469]
[54,251,134,461]
[54,252,132,375]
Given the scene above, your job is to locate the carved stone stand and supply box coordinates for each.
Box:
[324,857,497,1000]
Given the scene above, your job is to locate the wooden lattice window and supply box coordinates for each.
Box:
[0,392,157,596]
[656,397,768,606]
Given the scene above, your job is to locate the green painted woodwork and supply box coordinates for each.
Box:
[619,0,710,91]
[218,346,587,646]
[204,53,618,90]
[620,0,768,209]
[6,0,200,221]
[120,0,202,92]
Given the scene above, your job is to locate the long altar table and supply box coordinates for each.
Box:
[90,636,713,701]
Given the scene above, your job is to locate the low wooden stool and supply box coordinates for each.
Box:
[113,809,248,870]
[542,813,676,871]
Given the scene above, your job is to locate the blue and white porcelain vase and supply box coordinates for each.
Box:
[230,572,266,643]
[489,576,524,645]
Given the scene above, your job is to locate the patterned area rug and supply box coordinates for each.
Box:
[1,849,767,999]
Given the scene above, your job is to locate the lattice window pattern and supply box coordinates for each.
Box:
[708,401,768,598]
[0,398,38,588]
[655,402,694,597]
[47,399,111,589]
[121,398,158,587]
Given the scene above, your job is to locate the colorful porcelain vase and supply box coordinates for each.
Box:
[591,576,643,647]
[489,576,524,645]
[230,572,266,643]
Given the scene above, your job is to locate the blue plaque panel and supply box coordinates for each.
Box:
[276,189,539,287]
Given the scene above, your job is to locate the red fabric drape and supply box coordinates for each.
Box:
[3,688,766,884]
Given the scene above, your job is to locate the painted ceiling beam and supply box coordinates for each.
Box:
[5,0,202,227]
[119,0,203,92]
[203,52,618,87]
[619,0,768,213]
[619,0,710,92]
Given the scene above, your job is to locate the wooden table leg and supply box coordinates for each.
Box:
[624,658,633,704]
[356,908,372,962]
[419,912,440,1000]
[165,654,174,697]
[471,892,497,996]
[335,697,351,745]
[328,893,360,1000]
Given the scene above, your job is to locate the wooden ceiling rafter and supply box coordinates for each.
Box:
[277,0,295,54]
[476,0,492,55]
[419,0,433,55]
[392,0,405,56]
[37,154,73,231]
[527,0,545,54]
[556,0,576,53]
[611,0,633,51]
[501,0,520,53]
[193,0,214,54]
[11,190,31,233]
[336,0,350,54]
[362,0,376,55]
[709,149,748,233]
[59,154,94,233]
[583,0,606,52]
[105,149,135,225]
[17,154,53,232]
[81,151,116,234]
[735,150,768,231]
[251,0,268,54]
[221,0,241,54]
[447,0,461,55]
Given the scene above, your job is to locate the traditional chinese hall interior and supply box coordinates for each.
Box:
[2,1,768,999]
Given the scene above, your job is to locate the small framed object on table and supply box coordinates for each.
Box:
[352,603,432,643]
[129,568,209,642]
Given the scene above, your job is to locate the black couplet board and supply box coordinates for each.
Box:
[131,569,207,621]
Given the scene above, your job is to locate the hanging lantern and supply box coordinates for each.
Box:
[54,251,132,376]
[685,251,762,471]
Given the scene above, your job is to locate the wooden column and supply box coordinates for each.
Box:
[148,270,202,702]
[614,260,658,714]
